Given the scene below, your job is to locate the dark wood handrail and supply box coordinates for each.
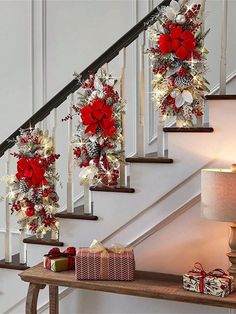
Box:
[0,0,171,157]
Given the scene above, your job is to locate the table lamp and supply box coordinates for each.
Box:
[201,165,236,281]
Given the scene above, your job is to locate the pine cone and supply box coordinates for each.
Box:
[174,76,192,89]
[19,179,28,193]
[29,188,43,204]
[86,141,100,159]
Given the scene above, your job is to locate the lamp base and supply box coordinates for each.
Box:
[227,223,236,283]
[227,252,236,282]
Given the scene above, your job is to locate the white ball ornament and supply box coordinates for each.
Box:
[176,15,186,24]
[171,89,181,98]
[91,90,97,98]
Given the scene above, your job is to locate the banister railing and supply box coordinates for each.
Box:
[0,0,171,158]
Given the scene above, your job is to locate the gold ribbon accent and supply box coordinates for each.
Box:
[89,239,133,254]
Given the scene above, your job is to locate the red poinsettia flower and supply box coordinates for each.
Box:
[80,98,116,137]
[159,25,196,60]
[16,158,48,187]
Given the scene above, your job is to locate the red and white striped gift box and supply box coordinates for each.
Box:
[75,248,135,281]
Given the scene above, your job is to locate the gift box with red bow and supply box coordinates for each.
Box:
[183,263,234,297]
[43,247,76,272]
[75,240,135,281]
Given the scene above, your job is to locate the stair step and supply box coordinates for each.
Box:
[0,253,29,271]
[56,205,98,220]
[23,233,64,247]
[90,186,135,193]
[126,156,173,163]
[206,95,236,100]
[163,126,214,133]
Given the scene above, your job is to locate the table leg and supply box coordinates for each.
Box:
[26,283,46,314]
[49,285,59,314]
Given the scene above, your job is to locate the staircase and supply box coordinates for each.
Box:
[1,0,236,313]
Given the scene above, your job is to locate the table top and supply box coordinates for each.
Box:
[19,263,236,309]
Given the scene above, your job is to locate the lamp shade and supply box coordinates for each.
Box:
[201,169,236,222]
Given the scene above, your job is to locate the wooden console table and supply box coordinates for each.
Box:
[19,263,236,314]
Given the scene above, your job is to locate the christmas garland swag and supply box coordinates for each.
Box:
[147,0,210,126]
[67,70,126,187]
[5,128,60,237]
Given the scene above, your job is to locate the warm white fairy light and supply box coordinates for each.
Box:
[154,73,163,81]
[185,4,192,11]
[9,191,17,199]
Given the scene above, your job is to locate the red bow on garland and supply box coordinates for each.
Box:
[16,157,48,187]
[159,25,196,60]
[80,99,116,137]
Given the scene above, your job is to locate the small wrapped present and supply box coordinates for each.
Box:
[43,247,76,272]
[75,240,135,281]
[183,262,234,297]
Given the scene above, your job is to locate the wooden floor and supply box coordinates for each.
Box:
[19,263,236,309]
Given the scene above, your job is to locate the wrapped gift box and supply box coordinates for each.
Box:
[75,240,135,281]
[183,263,234,297]
[43,247,76,272]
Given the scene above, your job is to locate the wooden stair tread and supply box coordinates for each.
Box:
[163,126,214,133]
[206,95,236,100]
[0,253,29,271]
[23,233,64,247]
[55,205,98,220]
[19,264,236,309]
[90,186,135,193]
[126,155,173,163]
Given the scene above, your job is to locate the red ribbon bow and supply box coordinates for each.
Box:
[47,247,76,258]
[16,157,48,187]
[80,99,116,137]
[188,262,231,293]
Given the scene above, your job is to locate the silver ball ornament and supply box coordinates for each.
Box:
[176,15,186,24]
